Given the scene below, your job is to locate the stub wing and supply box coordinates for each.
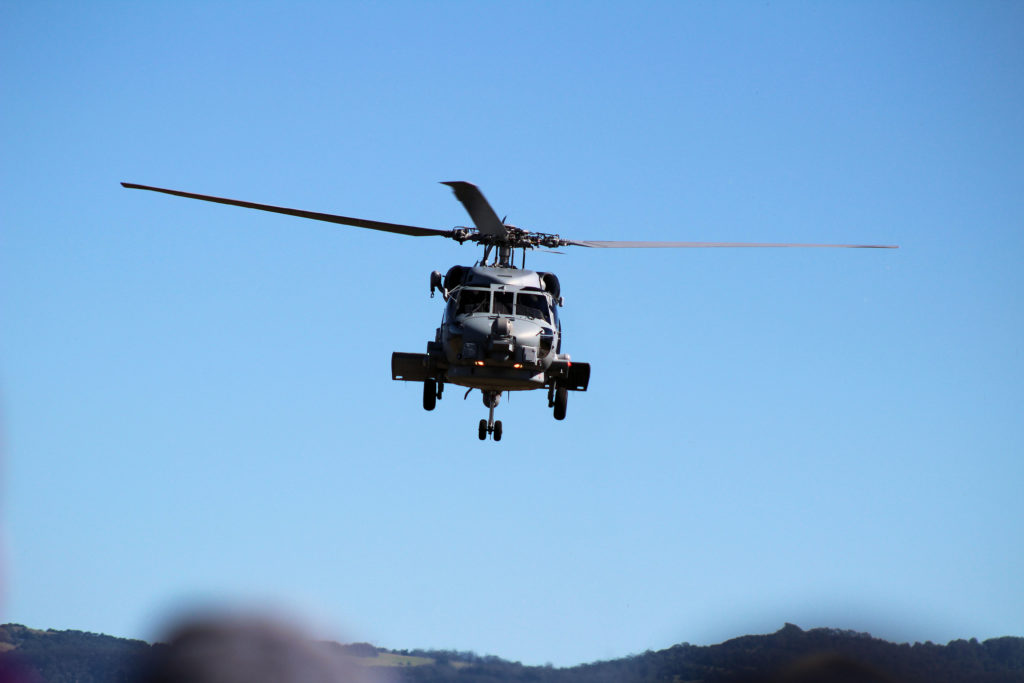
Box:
[548,360,590,391]
[392,352,438,382]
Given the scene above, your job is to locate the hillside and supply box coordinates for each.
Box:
[2,622,1022,682]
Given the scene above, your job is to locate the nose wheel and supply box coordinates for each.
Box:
[478,418,503,441]
[477,391,503,441]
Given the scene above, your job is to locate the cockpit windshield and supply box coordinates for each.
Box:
[453,288,552,321]
[493,292,514,315]
[456,289,490,315]
[515,293,550,321]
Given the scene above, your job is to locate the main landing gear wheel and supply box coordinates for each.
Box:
[423,379,437,411]
[478,419,487,441]
[493,420,503,441]
[553,386,568,420]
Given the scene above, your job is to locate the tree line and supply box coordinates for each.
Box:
[3,622,1023,683]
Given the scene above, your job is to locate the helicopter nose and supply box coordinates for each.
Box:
[509,318,545,338]
[460,316,494,339]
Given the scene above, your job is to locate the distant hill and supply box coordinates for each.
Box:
[0,624,150,683]
[2,622,1023,682]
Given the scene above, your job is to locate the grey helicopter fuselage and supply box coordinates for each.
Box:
[436,265,561,392]
[392,262,590,398]
[391,261,590,440]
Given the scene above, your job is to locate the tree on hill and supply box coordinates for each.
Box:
[0,624,151,683]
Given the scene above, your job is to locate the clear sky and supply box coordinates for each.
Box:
[2,0,1022,668]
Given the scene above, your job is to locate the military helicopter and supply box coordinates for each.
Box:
[122,181,896,441]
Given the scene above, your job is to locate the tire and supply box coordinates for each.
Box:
[478,419,488,441]
[493,420,503,441]
[423,379,436,411]
[553,387,568,421]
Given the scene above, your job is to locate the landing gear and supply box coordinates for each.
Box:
[477,390,504,441]
[423,379,443,411]
[553,386,568,421]
[477,417,502,441]
[423,379,436,411]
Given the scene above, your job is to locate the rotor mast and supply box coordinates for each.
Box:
[442,181,516,268]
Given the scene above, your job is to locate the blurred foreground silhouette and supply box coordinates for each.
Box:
[136,615,391,683]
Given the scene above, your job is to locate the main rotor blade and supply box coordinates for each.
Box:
[567,240,898,249]
[441,181,508,239]
[121,183,454,238]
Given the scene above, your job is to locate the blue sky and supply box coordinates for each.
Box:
[2,0,1022,667]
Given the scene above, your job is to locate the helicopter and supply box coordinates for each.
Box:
[122,180,896,441]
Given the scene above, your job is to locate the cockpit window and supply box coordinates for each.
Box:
[493,291,514,315]
[516,293,550,321]
[454,288,552,320]
[456,289,490,315]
